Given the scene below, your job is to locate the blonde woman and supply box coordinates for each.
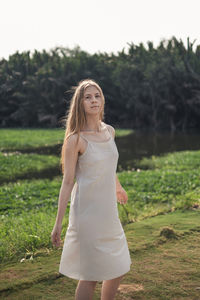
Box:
[51,79,132,300]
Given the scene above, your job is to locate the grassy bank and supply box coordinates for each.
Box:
[0,128,133,151]
[0,151,200,260]
[0,128,134,263]
[1,149,200,263]
[0,152,60,184]
[0,128,200,299]
[117,150,200,223]
[0,128,64,151]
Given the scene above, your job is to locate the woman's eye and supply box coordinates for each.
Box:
[85,95,100,100]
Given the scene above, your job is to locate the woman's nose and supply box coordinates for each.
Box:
[91,96,97,102]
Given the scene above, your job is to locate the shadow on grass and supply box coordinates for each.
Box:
[0,166,61,186]
[1,144,62,156]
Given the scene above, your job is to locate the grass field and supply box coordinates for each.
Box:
[0,128,200,299]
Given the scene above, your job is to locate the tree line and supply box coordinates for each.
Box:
[1,36,200,132]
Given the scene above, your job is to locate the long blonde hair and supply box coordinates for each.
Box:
[60,78,105,175]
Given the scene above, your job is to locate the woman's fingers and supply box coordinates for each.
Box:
[117,190,128,204]
[118,198,127,204]
[51,230,61,247]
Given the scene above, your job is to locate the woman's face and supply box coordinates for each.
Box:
[82,85,103,116]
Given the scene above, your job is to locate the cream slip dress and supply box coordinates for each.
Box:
[59,123,132,281]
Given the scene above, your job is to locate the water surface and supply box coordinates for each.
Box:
[116,129,200,170]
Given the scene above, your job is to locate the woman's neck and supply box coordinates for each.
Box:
[81,120,103,132]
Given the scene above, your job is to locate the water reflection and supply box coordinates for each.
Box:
[116,129,200,171]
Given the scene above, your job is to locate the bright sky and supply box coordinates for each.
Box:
[0,0,199,60]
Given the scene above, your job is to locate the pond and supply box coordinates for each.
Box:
[116,129,200,171]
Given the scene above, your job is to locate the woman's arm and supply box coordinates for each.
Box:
[51,134,80,246]
[107,124,128,205]
[55,134,79,225]
[116,174,128,204]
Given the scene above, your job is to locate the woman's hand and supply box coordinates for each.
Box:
[51,223,62,247]
[116,187,128,204]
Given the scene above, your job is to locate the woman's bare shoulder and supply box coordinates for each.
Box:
[103,122,115,138]
[65,133,82,149]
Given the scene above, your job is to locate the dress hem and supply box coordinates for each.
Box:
[59,264,132,281]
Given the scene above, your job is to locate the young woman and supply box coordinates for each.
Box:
[51,79,132,300]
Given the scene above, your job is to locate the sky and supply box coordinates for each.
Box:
[0,0,199,60]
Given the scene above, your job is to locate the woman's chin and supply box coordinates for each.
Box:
[87,111,100,115]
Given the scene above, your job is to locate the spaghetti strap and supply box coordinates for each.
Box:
[79,124,112,143]
[79,133,89,143]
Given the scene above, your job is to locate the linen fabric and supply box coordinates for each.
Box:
[59,125,132,281]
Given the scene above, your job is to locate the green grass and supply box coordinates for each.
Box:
[1,150,200,264]
[0,128,200,299]
[135,150,200,171]
[124,209,200,252]
[0,128,134,263]
[0,210,200,299]
[0,127,133,151]
[0,128,64,151]
[114,128,133,137]
[0,208,67,263]
[0,177,61,215]
[117,153,200,223]
[0,177,69,263]
[0,152,60,184]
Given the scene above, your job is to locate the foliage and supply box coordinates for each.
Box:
[1,38,200,131]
